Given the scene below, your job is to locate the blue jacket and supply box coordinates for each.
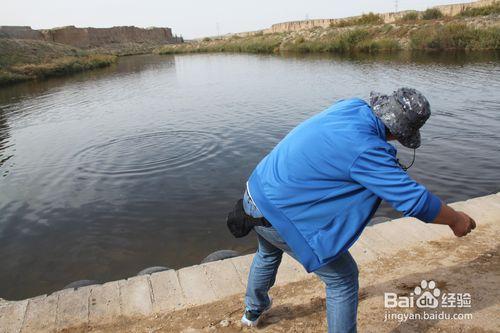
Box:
[248,98,441,272]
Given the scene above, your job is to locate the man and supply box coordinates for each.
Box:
[239,88,476,332]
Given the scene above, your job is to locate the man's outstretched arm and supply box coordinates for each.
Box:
[350,145,477,237]
[433,203,476,237]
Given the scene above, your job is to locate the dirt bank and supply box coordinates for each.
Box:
[70,222,499,333]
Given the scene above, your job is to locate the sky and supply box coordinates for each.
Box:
[1,0,474,39]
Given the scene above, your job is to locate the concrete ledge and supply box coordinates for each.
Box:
[1,193,498,332]
[21,294,57,333]
[118,275,153,317]
[89,282,121,325]
[55,285,91,330]
[150,269,185,313]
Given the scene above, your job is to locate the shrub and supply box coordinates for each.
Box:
[357,13,384,25]
[381,24,394,34]
[332,12,383,27]
[0,70,29,85]
[358,38,401,53]
[294,36,305,44]
[399,11,419,22]
[2,54,116,85]
[458,3,500,17]
[202,37,211,42]
[410,24,500,50]
[422,8,443,20]
[323,29,371,53]
[158,34,283,54]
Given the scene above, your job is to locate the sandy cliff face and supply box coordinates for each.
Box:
[0,26,44,40]
[264,0,497,33]
[41,26,175,48]
[0,25,180,48]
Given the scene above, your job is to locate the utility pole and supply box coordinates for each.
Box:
[216,22,220,38]
[394,0,399,13]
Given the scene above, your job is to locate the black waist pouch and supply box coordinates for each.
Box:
[226,199,255,238]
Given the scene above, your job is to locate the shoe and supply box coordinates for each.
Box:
[241,298,273,327]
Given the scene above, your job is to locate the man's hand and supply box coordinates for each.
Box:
[433,203,476,237]
[449,211,476,237]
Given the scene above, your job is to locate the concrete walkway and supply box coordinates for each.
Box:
[1,193,499,333]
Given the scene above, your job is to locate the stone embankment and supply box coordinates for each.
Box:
[0,192,499,332]
[0,25,182,48]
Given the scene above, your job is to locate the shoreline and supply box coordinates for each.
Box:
[1,2,498,87]
[0,54,117,86]
[156,15,500,56]
[1,193,498,332]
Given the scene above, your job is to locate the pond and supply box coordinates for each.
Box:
[0,52,499,299]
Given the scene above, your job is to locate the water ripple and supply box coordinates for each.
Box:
[72,130,221,178]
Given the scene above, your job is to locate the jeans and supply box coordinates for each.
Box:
[245,226,359,333]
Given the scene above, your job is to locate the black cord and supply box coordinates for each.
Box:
[397,148,416,171]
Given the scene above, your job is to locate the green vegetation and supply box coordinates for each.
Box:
[155,1,500,58]
[422,8,444,20]
[410,24,500,50]
[332,13,383,27]
[0,39,83,68]
[281,29,400,53]
[357,38,401,53]
[158,28,401,55]
[0,39,117,86]
[398,11,420,23]
[458,2,500,17]
[0,55,117,86]
[157,34,283,54]
[158,17,499,57]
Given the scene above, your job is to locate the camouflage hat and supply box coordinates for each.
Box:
[370,87,431,149]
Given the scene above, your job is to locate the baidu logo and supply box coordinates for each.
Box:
[384,279,471,309]
[384,279,473,322]
[414,280,440,308]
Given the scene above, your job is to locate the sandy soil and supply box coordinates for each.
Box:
[72,223,499,333]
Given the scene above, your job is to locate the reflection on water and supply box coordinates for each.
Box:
[0,52,499,300]
[0,109,12,172]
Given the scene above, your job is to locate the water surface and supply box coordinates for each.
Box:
[1,52,499,299]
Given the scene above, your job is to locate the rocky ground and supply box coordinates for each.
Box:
[71,221,499,333]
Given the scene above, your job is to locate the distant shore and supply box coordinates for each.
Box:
[157,8,500,56]
[0,39,117,86]
[0,25,180,87]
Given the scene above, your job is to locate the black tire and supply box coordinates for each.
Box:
[136,266,171,276]
[201,250,241,264]
[63,280,100,290]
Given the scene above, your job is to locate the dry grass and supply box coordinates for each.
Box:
[157,17,499,57]
[397,11,420,23]
[458,2,500,17]
[280,29,401,54]
[422,8,444,20]
[0,54,117,86]
[157,34,284,54]
[410,24,500,50]
[0,38,83,68]
[331,13,383,28]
